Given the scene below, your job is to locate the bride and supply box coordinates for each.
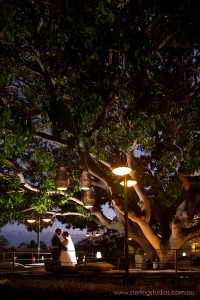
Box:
[59,231,77,266]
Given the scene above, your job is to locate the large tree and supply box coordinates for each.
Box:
[0,0,200,267]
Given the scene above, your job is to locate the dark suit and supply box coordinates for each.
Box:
[51,234,67,260]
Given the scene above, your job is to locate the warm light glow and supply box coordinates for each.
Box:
[42,218,51,223]
[57,186,68,190]
[27,219,36,223]
[96,251,102,258]
[95,231,100,237]
[120,180,137,187]
[82,188,95,209]
[85,231,101,237]
[191,242,198,252]
[84,205,93,209]
[55,166,70,190]
[80,170,91,190]
[81,187,90,190]
[182,252,187,256]
[112,166,132,176]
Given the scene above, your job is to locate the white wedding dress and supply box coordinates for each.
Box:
[67,235,77,265]
[59,235,77,266]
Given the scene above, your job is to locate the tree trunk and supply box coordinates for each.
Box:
[156,249,176,269]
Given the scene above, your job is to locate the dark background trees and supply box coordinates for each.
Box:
[0,0,200,266]
[0,234,9,248]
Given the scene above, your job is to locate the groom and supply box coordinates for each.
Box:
[51,228,67,261]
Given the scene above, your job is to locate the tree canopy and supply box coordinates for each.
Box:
[0,0,200,265]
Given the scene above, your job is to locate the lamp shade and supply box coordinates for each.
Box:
[42,218,51,223]
[55,166,70,190]
[80,170,91,190]
[112,166,132,176]
[120,180,137,187]
[82,189,95,209]
[27,219,36,224]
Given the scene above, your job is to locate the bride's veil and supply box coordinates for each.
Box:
[68,235,77,265]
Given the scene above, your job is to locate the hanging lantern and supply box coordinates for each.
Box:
[55,166,70,190]
[82,189,95,209]
[80,170,91,190]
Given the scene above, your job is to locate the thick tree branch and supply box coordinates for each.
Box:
[6,160,40,192]
[126,139,138,168]
[16,172,40,192]
[157,35,172,50]
[78,143,113,193]
[68,197,83,206]
[46,211,85,217]
[126,141,151,222]
[90,102,110,144]
[177,172,200,220]
[169,218,185,248]
[178,172,191,191]
[92,207,113,226]
[136,219,161,250]
[92,206,130,234]
[182,222,200,241]
[35,132,69,145]
[89,154,112,170]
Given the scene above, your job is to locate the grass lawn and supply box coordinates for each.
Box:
[0,273,200,299]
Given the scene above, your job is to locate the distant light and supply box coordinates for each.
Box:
[57,187,68,191]
[84,205,94,209]
[112,167,132,176]
[27,219,36,223]
[96,251,102,259]
[42,218,51,223]
[120,180,137,187]
[182,252,187,256]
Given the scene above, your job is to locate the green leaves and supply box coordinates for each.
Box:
[0,0,200,235]
[0,109,11,128]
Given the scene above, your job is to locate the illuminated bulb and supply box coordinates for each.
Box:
[112,167,132,176]
[96,251,102,258]
[27,219,36,223]
[120,180,137,187]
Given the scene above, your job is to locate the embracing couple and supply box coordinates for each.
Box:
[51,228,75,266]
